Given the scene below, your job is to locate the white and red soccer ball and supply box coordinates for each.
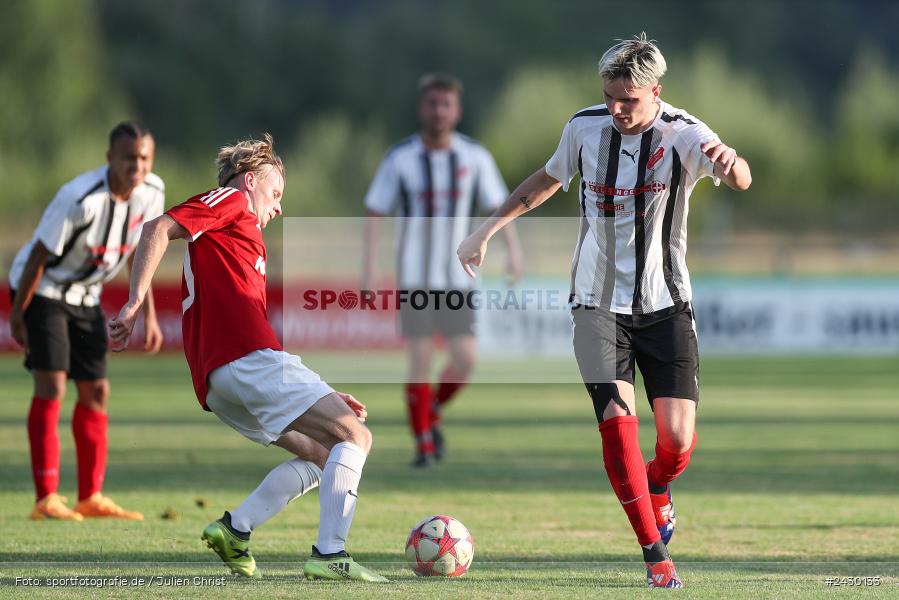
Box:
[404,515,474,577]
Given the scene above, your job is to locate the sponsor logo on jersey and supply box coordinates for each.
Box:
[588,181,667,197]
[647,146,665,169]
[620,148,638,164]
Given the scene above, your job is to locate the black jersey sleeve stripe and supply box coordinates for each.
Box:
[77,180,105,204]
[661,149,683,303]
[660,112,696,125]
[570,108,610,122]
[630,129,655,314]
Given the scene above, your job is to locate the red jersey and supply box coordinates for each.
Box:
[166,187,282,408]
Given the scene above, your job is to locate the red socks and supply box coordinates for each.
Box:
[27,397,61,501]
[431,366,468,427]
[598,416,660,546]
[405,383,434,455]
[647,432,697,489]
[72,404,108,501]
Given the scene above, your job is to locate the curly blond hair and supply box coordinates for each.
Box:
[216,133,284,187]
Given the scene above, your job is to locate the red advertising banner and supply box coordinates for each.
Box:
[0,282,405,353]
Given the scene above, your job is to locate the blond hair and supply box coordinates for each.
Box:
[216,133,284,187]
[598,32,667,88]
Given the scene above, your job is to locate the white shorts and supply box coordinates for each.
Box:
[206,348,335,446]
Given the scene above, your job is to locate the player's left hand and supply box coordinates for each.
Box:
[143,316,164,354]
[336,392,367,422]
[701,140,738,176]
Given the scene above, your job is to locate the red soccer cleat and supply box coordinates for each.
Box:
[645,559,683,588]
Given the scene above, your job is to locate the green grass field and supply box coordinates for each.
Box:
[1,354,898,598]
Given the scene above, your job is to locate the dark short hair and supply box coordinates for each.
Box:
[109,122,152,148]
[418,73,464,96]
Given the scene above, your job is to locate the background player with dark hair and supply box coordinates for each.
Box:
[8,122,164,521]
[364,73,523,467]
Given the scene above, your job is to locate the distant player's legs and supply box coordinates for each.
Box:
[431,334,475,427]
[28,369,83,520]
[29,371,66,500]
[70,378,142,519]
[406,337,436,464]
[72,379,108,501]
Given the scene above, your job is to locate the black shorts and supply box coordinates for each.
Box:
[399,289,476,339]
[571,302,699,404]
[17,292,107,380]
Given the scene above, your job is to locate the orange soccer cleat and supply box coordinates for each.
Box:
[30,493,85,521]
[74,493,144,520]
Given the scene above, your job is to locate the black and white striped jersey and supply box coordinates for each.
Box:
[365,133,507,290]
[546,101,719,314]
[9,166,164,306]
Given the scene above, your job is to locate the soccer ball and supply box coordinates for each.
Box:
[404,514,474,576]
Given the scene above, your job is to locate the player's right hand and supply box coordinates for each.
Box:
[457,234,487,279]
[108,301,141,352]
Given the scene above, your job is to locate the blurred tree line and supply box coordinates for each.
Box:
[2,0,898,235]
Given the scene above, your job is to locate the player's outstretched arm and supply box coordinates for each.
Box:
[701,140,752,191]
[109,215,188,351]
[458,168,561,278]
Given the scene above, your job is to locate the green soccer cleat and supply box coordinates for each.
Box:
[303,546,389,582]
[201,512,261,579]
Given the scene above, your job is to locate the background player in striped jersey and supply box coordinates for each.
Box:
[109,135,387,582]
[8,122,164,521]
[363,73,523,468]
[458,34,751,588]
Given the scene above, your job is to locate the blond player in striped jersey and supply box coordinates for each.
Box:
[458,34,751,588]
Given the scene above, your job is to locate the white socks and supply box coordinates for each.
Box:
[316,441,367,554]
[230,458,322,533]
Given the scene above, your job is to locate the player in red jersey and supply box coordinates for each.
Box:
[109,135,387,583]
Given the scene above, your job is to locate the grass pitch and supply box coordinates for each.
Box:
[1,354,898,598]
